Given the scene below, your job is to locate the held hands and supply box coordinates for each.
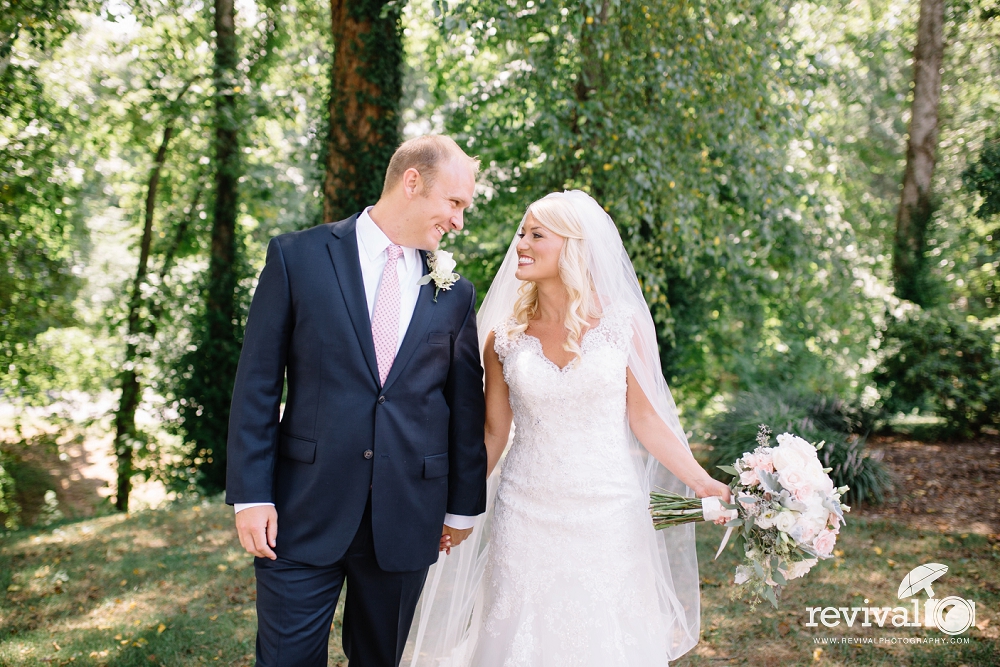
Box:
[236,505,279,560]
[439,524,474,555]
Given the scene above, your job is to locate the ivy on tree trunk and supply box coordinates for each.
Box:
[323,0,404,222]
[893,0,945,307]
[179,0,243,494]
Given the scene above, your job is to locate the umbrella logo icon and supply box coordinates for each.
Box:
[897,563,976,635]
[897,563,948,599]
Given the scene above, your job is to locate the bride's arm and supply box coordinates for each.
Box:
[625,368,731,502]
[484,331,513,477]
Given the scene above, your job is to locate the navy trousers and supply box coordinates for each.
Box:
[253,498,429,667]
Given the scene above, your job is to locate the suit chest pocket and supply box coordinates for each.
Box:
[427,332,451,346]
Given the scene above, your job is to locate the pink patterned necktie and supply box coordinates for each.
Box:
[371,244,403,385]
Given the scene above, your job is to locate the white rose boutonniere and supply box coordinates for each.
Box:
[418,249,460,301]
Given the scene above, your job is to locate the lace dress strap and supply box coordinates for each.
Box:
[595,302,635,352]
[492,317,520,363]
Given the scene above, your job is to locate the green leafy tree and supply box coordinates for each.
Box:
[0,0,92,404]
[175,0,320,493]
[414,0,863,406]
[962,134,1000,313]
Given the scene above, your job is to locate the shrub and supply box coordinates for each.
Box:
[0,451,19,530]
[702,389,892,505]
[0,438,61,531]
[874,310,1000,438]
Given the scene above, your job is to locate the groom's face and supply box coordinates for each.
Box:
[405,157,476,250]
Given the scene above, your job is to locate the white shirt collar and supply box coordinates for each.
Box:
[356,206,418,271]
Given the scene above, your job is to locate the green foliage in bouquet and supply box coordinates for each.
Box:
[874,309,1000,439]
[702,390,891,505]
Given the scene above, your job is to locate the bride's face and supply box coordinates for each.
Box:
[515,213,565,282]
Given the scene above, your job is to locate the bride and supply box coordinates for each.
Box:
[406,190,731,666]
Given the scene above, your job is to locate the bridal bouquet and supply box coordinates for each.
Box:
[649,425,850,607]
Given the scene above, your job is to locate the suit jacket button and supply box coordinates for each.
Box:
[364,449,374,459]
[377,395,386,404]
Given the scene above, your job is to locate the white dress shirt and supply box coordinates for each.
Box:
[236,208,476,530]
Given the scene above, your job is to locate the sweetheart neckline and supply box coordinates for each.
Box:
[519,317,609,372]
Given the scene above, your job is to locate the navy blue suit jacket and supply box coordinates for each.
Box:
[225,215,488,572]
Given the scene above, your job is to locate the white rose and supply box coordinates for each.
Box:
[777,434,821,472]
[434,250,457,274]
[781,558,817,581]
[774,511,797,533]
[796,503,829,540]
[792,514,819,542]
[777,433,816,457]
[756,508,777,529]
[771,446,806,472]
[808,469,835,496]
[777,466,808,492]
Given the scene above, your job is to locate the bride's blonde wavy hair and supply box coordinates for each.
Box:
[508,195,603,366]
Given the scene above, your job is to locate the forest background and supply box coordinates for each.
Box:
[1,0,999,519]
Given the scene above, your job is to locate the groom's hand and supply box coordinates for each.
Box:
[236,505,278,560]
[440,525,473,555]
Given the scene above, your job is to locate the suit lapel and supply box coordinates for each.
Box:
[327,216,380,387]
[382,250,435,393]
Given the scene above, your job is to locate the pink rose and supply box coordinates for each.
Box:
[793,484,815,502]
[813,529,837,557]
[740,469,760,486]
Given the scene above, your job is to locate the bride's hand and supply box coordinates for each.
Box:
[692,479,733,525]
[692,478,732,504]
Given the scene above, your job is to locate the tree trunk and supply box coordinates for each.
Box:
[113,122,175,512]
[112,77,196,512]
[893,0,945,306]
[323,0,404,222]
[191,0,243,492]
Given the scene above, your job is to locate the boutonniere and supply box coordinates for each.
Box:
[418,249,460,301]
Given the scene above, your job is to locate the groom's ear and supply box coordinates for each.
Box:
[401,167,427,199]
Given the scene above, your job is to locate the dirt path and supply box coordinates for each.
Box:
[856,434,1000,537]
[1,399,170,523]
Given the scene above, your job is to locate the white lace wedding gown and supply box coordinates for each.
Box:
[469,305,673,666]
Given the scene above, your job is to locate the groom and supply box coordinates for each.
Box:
[226,135,488,667]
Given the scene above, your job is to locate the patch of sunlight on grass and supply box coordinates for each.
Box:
[0,498,347,666]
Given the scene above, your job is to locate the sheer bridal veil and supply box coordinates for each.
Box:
[405,190,700,665]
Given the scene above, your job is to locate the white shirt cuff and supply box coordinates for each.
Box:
[443,513,477,530]
[234,502,274,514]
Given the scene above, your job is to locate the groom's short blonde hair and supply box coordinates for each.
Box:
[382,135,479,197]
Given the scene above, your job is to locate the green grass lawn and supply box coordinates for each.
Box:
[1,500,997,666]
[681,520,1000,666]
